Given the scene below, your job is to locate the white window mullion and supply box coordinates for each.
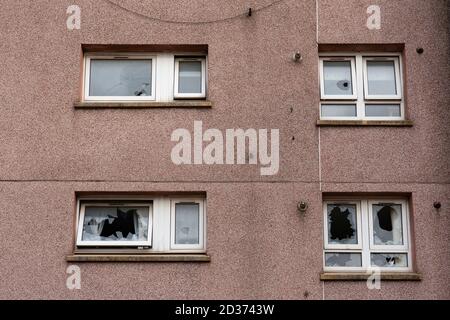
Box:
[360,200,371,270]
[152,197,171,252]
[155,53,174,102]
[355,55,365,119]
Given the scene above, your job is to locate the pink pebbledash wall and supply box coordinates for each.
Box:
[0,0,449,299]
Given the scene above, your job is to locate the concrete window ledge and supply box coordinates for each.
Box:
[74,101,212,109]
[320,272,422,281]
[316,120,414,127]
[66,254,211,262]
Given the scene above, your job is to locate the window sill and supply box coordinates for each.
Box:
[74,100,212,109]
[317,120,413,127]
[66,254,211,262]
[320,272,422,281]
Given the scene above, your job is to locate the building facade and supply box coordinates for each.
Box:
[0,0,449,299]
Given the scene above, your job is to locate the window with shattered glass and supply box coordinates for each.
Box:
[327,204,358,245]
[319,53,403,120]
[323,199,410,271]
[372,204,403,246]
[77,203,152,247]
[85,56,156,101]
[75,197,206,252]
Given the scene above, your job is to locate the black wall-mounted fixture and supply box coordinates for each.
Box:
[297,201,308,214]
[293,51,302,62]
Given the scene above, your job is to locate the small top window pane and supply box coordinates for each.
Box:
[89,59,152,97]
[82,206,150,242]
[323,61,353,96]
[178,61,202,94]
[327,204,358,245]
[372,204,403,245]
[175,203,200,244]
[366,61,397,96]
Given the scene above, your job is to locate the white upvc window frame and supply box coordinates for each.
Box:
[174,57,207,99]
[363,56,402,100]
[319,57,357,100]
[76,202,153,247]
[170,199,205,250]
[323,201,362,250]
[323,198,412,273]
[84,54,157,102]
[75,196,206,253]
[319,52,404,121]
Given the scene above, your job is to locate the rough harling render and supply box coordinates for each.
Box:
[0,0,448,299]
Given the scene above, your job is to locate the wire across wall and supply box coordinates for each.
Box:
[103,0,288,24]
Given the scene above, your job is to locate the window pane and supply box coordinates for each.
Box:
[323,61,353,96]
[178,61,202,94]
[327,204,358,245]
[365,104,401,117]
[372,204,403,245]
[366,60,397,95]
[82,206,149,241]
[175,203,200,244]
[325,253,362,267]
[89,59,152,96]
[371,253,408,267]
[321,104,356,117]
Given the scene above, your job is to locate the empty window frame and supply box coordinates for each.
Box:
[174,57,206,99]
[84,55,156,101]
[323,199,411,272]
[319,53,404,120]
[76,197,206,252]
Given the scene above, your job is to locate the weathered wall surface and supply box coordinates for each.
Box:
[0,0,448,299]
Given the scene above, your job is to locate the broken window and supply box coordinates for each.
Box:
[372,204,403,245]
[84,53,208,102]
[322,60,354,97]
[371,253,408,267]
[323,199,410,271]
[325,253,362,267]
[77,203,152,247]
[319,53,403,120]
[327,204,358,245]
[86,57,155,100]
[76,197,206,252]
